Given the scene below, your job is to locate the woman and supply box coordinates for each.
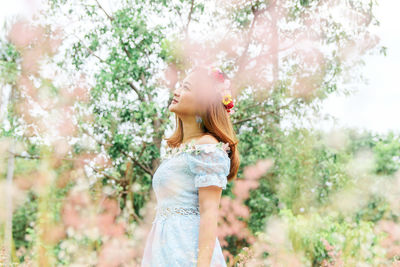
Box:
[141,65,240,267]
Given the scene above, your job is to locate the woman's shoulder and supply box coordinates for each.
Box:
[194,134,219,145]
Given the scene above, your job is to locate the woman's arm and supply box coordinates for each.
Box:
[197,186,222,267]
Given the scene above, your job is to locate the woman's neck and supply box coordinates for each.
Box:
[180,115,205,144]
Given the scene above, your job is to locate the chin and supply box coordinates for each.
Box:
[168,104,177,113]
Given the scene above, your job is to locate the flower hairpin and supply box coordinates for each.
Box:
[208,67,235,114]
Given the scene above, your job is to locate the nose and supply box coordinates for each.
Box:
[172,92,180,103]
[173,84,182,98]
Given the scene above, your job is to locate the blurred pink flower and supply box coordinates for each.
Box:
[375,220,400,259]
[97,236,136,267]
[243,159,274,180]
[8,19,44,49]
[62,191,92,230]
[96,198,126,238]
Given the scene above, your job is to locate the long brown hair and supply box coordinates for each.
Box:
[165,66,240,182]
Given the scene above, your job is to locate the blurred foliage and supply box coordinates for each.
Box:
[12,192,37,253]
[1,0,398,265]
[280,208,386,266]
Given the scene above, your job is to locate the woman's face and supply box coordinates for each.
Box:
[168,71,210,116]
[169,69,218,117]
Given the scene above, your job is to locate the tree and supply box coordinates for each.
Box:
[0,0,388,265]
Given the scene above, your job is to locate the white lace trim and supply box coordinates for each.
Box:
[161,140,230,161]
[195,174,227,190]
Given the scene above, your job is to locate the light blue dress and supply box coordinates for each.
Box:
[141,140,230,267]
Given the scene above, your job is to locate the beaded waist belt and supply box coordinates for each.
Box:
[155,206,200,219]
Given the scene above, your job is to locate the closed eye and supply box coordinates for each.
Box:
[179,80,191,91]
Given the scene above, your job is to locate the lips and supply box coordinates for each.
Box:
[172,98,178,104]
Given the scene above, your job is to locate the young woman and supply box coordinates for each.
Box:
[141,65,240,267]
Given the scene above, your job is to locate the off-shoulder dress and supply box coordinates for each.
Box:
[141,140,230,267]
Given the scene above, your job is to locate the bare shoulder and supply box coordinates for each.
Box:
[196,134,219,145]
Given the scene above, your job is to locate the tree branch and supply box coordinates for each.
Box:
[89,165,119,183]
[72,32,146,104]
[81,127,154,176]
[72,33,106,63]
[233,110,276,125]
[233,98,299,125]
[89,3,147,103]
[7,151,80,162]
[7,152,40,160]
[185,0,195,37]
[94,0,113,21]
[122,44,131,58]
[175,6,186,30]
[235,5,267,71]
[127,80,145,102]
[120,149,154,176]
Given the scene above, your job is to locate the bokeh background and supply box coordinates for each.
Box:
[0,0,399,266]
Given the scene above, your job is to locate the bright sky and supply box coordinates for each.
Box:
[1,0,398,134]
[319,0,400,134]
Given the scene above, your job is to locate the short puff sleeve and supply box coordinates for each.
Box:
[186,144,230,190]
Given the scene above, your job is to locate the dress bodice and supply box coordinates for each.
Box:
[152,140,231,212]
